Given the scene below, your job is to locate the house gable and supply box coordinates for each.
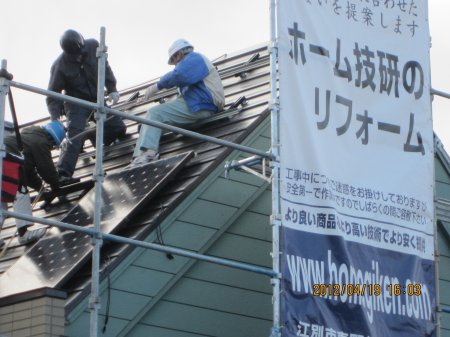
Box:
[65,116,273,337]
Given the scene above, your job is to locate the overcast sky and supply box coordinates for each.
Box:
[1,1,450,149]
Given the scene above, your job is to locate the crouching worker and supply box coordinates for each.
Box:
[0,121,65,246]
[47,29,127,183]
[130,39,225,167]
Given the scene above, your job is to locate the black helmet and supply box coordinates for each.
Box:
[60,29,85,55]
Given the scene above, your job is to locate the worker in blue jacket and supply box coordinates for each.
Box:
[130,39,225,167]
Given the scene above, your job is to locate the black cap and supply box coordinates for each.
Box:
[60,29,85,55]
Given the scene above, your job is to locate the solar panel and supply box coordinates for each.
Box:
[0,151,193,297]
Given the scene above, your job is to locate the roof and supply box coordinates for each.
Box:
[0,43,272,308]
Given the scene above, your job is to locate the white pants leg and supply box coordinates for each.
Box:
[133,97,213,157]
[13,192,33,230]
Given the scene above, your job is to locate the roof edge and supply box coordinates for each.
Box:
[435,133,450,175]
[0,287,67,308]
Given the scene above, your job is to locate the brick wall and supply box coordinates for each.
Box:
[0,288,66,337]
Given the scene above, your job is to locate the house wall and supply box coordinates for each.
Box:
[435,155,450,337]
[65,118,274,337]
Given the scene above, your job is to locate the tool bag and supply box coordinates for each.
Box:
[1,152,24,203]
[1,89,25,203]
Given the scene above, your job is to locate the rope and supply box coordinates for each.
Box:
[0,231,16,259]
[32,184,46,209]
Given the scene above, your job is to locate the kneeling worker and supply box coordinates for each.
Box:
[0,121,65,246]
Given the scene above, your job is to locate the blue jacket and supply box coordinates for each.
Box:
[157,51,225,113]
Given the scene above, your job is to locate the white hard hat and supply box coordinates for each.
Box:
[168,39,193,65]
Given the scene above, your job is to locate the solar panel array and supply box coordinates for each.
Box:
[0,152,193,297]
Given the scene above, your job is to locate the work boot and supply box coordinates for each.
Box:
[18,228,47,245]
[129,151,159,168]
[58,175,80,186]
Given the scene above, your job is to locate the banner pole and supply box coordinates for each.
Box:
[89,26,107,337]
[270,0,282,336]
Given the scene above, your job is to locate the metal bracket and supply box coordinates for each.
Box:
[224,154,272,182]
[96,45,108,58]
[270,214,282,225]
[270,97,280,115]
[270,326,281,337]
[229,95,248,110]
[0,60,13,81]
[93,172,106,184]
[88,295,102,310]
[235,53,260,79]
[91,232,104,245]
[0,69,13,81]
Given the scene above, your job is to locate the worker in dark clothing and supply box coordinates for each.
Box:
[46,29,126,182]
[0,121,66,246]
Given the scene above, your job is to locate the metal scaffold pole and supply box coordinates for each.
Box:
[89,26,107,337]
[270,0,282,336]
[5,209,277,278]
[9,81,274,160]
[0,25,288,337]
[431,88,450,100]
[0,61,11,222]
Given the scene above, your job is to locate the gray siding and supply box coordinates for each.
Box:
[66,122,273,337]
[435,152,450,337]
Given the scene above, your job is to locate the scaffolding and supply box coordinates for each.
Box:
[0,21,282,337]
[1,3,450,337]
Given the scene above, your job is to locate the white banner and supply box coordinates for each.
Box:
[278,2,436,336]
[278,0,434,260]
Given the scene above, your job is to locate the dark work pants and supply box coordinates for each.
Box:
[57,102,126,177]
